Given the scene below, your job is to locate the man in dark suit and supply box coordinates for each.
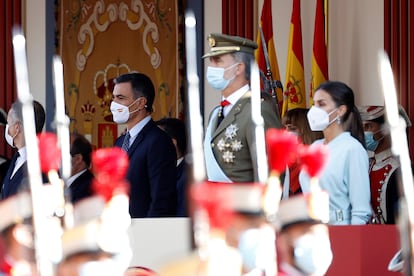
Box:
[111,72,177,218]
[202,33,281,183]
[1,100,45,200]
[155,117,187,217]
[67,133,94,203]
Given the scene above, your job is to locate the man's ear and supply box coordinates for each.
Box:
[139,97,148,110]
[236,62,244,75]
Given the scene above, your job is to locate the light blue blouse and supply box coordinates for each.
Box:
[299,132,372,225]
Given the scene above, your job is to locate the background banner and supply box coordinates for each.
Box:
[57,0,181,148]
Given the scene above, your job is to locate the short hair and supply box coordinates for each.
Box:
[155,118,187,155]
[10,100,45,134]
[114,73,155,113]
[232,51,254,81]
[70,134,92,167]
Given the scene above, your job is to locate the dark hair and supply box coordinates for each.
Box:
[11,100,45,134]
[70,134,92,167]
[371,115,385,125]
[316,81,365,147]
[282,108,323,145]
[155,118,187,155]
[114,73,155,112]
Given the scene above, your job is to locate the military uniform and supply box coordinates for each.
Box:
[203,33,281,183]
[358,105,410,224]
[205,91,280,182]
[369,149,399,223]
[0,191,36,275]
[274,192,332,276]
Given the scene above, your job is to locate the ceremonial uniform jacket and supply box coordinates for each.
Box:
[204,91,281,183]
[369,149,399,224]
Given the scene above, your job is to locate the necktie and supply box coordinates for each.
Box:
[217,100,230,127]
[121,131,131,152]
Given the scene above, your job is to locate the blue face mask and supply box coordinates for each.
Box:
[206,63,238,90]
[364,131,379,151]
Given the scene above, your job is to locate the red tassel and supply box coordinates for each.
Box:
[266,129,300,173]
[91,147,130,202]
[191,182,234,230]
[37,132,61,173]
[298,144,328,178]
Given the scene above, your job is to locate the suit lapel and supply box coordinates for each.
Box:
[1,153,19,197]
[127,119,154,156]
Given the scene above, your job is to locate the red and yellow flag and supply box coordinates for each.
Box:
[255,0,283,114]
[282,0,306,116]
[310,0,329,106]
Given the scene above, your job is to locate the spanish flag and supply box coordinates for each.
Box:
[282,0,306,116]
[255,0,283,113]
[310,0,329,106]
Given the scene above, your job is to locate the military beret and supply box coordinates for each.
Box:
[358,105,412,127]
[202,33,258,58]
[358,106,385,121]
[275,191,329,231]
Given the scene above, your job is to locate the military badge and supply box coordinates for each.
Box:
[217,124,243,163]
[209,37,216,47]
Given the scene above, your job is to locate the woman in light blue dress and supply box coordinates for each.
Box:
[300,81,372,225]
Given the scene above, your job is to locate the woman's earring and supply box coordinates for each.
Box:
[337,116,341,125]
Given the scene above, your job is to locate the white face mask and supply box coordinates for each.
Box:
[206,63,239,90]
[307,106,338,131]
[238,227,276,273]
[293,233,333,275]
[4,124,17,148]
[110,98,140,124]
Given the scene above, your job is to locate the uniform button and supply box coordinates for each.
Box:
[211,143,214,147]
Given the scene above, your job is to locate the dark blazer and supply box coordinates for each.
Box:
[115,119,177,218]
[0,156,11,187]
[1,153,27,200]
[69,169,94,204]
[176,160,187,217]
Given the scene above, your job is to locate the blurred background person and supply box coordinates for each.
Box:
[282,108,323,197]
[155,118,188,217]
[300,81,372,225]
[58,148,132,276]
[67,133,94,204]
[1,100,45,200]
[0,192,37,275]
[275,193,333,276]
[359,105,411,224]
